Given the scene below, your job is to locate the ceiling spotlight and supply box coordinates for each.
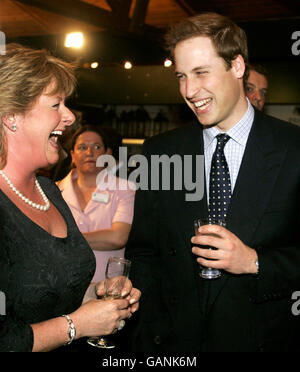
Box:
[65,32,84,48]
[164,58,173,68]
[124,61,133,70]
[91,62,99,69]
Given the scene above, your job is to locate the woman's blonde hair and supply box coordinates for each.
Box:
[0,43,77,167]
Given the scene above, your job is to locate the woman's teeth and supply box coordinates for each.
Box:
[49,130,62,144]
[50,130,63,136]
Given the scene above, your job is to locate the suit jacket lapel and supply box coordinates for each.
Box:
[207,110,287,309]
[174,121,208,234]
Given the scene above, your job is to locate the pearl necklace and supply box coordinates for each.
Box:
[0,170,50,211]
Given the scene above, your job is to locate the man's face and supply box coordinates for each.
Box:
[245,70,268,111]
[174,36,247,131]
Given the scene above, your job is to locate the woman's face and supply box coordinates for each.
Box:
[71,131,107,175]
[12,82,75,169]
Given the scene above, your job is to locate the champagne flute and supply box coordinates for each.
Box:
[194,217,226,279]
[87,256,131,349]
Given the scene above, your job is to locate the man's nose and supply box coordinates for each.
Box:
[185,77,199,99]
[253,89,262,102]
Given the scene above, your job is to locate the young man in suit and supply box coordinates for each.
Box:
[124,13,300,352]
[245,64,268,111]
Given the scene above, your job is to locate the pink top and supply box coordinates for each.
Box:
[57,169,135,282]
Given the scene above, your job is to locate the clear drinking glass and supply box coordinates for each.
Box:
[194,217,226,279]
[87,257,131,349]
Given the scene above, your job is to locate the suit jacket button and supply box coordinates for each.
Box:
[154,335,162,345]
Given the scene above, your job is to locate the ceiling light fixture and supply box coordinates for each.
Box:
[90,62,99,69]
[124,61,133,70]
[164,58,173,68]
[65,32,84,48]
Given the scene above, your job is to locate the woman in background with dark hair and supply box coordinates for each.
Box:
[57,125,136,283]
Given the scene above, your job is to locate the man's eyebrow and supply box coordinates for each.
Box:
[175,65,210,75]
[192,65,210,71]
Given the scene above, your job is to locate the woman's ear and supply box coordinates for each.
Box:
[105,147,113,155]
[2,114,17,132]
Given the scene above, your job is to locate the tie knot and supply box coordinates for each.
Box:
[216,134,230,150]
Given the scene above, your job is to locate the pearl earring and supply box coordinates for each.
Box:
[11,124,17,132]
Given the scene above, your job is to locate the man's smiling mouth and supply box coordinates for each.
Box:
[194,98,212,110]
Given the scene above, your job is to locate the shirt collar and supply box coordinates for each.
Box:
[203,98,254,149]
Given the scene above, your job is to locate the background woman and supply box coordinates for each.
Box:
[0,44,140,352]
[57,125,136,282]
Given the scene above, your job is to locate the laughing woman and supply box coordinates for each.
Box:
[0,44,140,352]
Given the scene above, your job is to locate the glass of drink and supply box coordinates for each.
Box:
[87,257,131,349]
[194,217,226,279]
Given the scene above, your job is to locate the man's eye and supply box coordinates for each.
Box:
[260,90,267,97]
[176,74,185,80]
[245,86,253,93]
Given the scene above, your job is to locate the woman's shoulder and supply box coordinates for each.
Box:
[38,175,65,200]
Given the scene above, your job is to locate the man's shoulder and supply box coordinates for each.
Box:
[143,121,201,153]
[255,110,300,145]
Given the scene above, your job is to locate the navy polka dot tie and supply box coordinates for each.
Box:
[208,134,231,220]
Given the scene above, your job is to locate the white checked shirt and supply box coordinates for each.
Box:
[203,99,255,202]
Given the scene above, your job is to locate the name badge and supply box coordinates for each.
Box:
[92,192,109,204]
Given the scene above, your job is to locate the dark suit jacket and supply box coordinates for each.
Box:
[124,110,300,352]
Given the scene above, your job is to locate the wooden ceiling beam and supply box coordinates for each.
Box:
[129,0,150,33]
[174,0,197,16]
[106,0,132,29]
[16,0,161,40]
[16,0,126,30]
[106,0,132,17]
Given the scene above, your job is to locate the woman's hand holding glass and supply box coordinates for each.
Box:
[70,278,140,342]
[95,277,141,317]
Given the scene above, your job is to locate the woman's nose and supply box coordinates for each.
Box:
[62,106,76,127]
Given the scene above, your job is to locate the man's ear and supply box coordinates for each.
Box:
[231,54,246,80]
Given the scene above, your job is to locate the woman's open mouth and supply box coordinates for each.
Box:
[49,130,63,149]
